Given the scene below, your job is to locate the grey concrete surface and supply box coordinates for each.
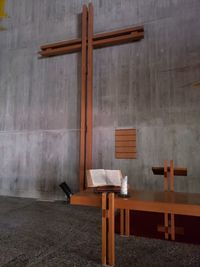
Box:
[0,0,200,199]
[0,196,200,267]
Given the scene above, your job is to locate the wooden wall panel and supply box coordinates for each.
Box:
[115,129,136,159]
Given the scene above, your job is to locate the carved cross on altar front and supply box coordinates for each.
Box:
[39,3,144,192]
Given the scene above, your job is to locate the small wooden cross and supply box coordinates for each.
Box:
[39,3,144,191]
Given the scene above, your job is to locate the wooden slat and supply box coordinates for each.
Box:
[164,160,168,191]
[94,25,143,40]
[39,43,81,57]
[116,135,136,141]
[115,152,136,159]
[115,141,136,147]
[41,38,81,50]
[164,161,169,239]
[40,25,144,51]
[125,209,130,236]
[85,3,93,170]
[152,167,187,176]
[170,161,175,240]
[108,193,115,266]
[39,31,143,57]
[79,5,87,191]
[164,213,169,239]
[70,191,101,207]
[102,193,107,266]
[120,209,125,235]
[115,129,136,136]
[170,160,174,192]
[109,190,200,216]
[157,225,184,235]
[115,147,136,153]
[93,31,143,49]
[171,213,175,240]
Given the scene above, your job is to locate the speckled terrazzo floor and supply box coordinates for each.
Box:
[0,196,199,267]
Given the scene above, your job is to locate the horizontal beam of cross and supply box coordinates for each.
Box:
[39,25,144,57]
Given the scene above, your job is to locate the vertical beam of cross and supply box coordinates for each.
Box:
[79,3,94,191]
[86,3,94,173]
[79,5,88,191]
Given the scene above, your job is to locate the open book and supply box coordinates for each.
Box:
[86,169,122,187]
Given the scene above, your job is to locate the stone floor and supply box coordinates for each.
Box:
[0,196,200,267]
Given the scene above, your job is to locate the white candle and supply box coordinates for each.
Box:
[121,176,128,195]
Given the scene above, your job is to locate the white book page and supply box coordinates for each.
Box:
[105,170,122,186]
[90,169,107,186]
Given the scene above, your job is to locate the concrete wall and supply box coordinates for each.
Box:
[0,0,200,199]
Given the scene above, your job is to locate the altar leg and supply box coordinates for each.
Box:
[120,209,125,235]
[125,209,130,236]
[108,193,115,266]
[102,193,107,266]
[120,209,130,237]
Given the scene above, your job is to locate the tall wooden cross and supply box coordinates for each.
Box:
[39,3,144,191]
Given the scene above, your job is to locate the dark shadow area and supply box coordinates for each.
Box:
[115,211,200,245]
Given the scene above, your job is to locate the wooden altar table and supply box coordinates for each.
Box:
[71,190,200,266]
